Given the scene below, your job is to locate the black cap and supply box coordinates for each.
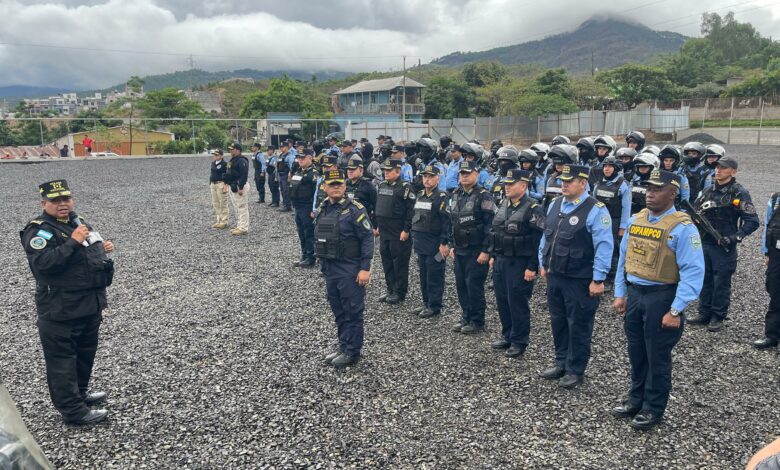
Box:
[327,149,340,156]
[303,148,314,156]
[295,141,306,147]
[347,156,364,169]
[458,160,479,173]
[39,180,72,200]
[559,164,590,181]
[339,140,352,147]
[328,136,338,141]
[503,169,532,184]
[213,149,224,155]
[228,142,242,151]
[251,142,261,149]
[382,159,403,170]
[450,144,463,153]
[320,154,338,167]
[281,139,292,147]
[391,144,405,153]
[377,134,385,139]
[716,155,738,169]
[647,169,682,189]
[323,169,346,184]
[421,164,440,176]
[359,137,368,143]
[266,144,276,151]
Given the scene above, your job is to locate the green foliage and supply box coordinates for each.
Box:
[198,123,229,149]
[509,93,578,118]
[137,88,204,119]
[661,39,717,88]
[597,64,677,108]
[154,138,206,155]
[461,62,508,88]
[240,76,312,119]
[536,69,571,97]
[724,70,780,97]
[423,77,474,119]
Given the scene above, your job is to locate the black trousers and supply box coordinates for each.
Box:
[454,252,489,327]
[326,270,365,356]
[766,249,780,340]
[37,314,102,421]
[254,172,266,202]
[279,173,291,209]
[546,274,599,375]
[624,284,683,416]
[699,243,738,321]
[416,252,446,312]
[294,206,315,262]
[379,236,412,298]
[268,178,280,205]
[493,255,534,350]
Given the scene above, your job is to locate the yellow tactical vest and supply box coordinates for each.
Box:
[625,209,691,284]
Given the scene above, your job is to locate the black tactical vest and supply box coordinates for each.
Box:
[594,176,624,220]
[314,203,361,260]
[491,180,506,207]
[544,175,562,210]
[411,191,444,234]
[491,197,535,257]
[289,166,316,202]
[683,164,708,203]
[450,188,485,249]
[630,180,648,215]
[695,180,743,240]
[541,197,597,278]
[375,180,406,219]
[767,193,780,252]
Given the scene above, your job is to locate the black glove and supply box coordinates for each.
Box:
[719,235,737,247]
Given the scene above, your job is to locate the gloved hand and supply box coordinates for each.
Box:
[719,235,738,247]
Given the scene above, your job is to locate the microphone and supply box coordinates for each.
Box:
[68,212,90,247]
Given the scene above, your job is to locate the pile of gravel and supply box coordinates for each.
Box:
[1,146,778,468]
[677,133,727,145]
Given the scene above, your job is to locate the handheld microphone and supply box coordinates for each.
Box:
[68,212,90,247]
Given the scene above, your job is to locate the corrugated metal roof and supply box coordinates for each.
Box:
[334,76,425,95]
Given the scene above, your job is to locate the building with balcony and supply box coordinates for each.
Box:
[332,76,426,124]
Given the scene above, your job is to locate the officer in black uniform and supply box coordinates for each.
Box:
[20,180,114,425]
[338,140,361,170]
[542,145,577,211]
[755,192,780,349]
[345,156,377,228]
[593,156,631,282]
[375,159,416,304]
[289,148,318,267]
[315,169,374,368]
[312,154,338,217]
[410,164,451,318]
[251,142,266,203]
[266,145,280,207]
[450,159,495,334]
[490,146,520,207]
[688,156,760,331]
[488,169,545,357]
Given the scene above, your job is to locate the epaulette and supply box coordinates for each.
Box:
[29,219,43,225]
[672,211,692,225]
[595,201,605,208]
[351,200,365,210]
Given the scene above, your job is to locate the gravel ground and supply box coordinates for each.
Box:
[1,145,778,469]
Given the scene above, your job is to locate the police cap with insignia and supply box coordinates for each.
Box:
[647,169,682,189]
[391,144,405,153]
[458,159,479,173]
[324,169,346,185]
[266,144,276,151]
[228,142,242,151]
[559,164,590,181]
[382,159,403,170]
[502,168,532,184]
[39,179,72,200]
[251,142,261,149]
[347,156,364,169]
[716,155,738,170]
[320,154,338,167]
[339,140,352,148]
[421,164,440,176]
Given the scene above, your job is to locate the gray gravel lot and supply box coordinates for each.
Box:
[1,145,778,469]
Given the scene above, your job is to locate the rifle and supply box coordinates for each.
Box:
[679,199,730,252]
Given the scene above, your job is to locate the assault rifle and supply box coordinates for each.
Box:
[679,199,730,253]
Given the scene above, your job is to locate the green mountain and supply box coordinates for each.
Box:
[432,18,686,73]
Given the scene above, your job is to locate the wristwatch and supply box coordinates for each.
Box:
[669,308,683,317]
[593,280,604,285]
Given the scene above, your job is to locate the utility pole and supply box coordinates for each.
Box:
[591,48,595,77]
[402,56,407,141]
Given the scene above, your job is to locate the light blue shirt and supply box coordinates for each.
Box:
[253,151,267,173]
[614,206,705,312]
[528,173,545,201]
[538,193,614,281]
[280,149,297,171]
[446,157,463,190]
[401,162,414,183]
[432,161,448,192]
[312,176,324,212]
[596,176,632,230]
[763,197,775,255]
[478,169,491,190]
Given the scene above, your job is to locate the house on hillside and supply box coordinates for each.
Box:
[331,76,425,123]
[55,127,175,156]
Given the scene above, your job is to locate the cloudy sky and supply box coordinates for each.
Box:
[2,0,780,89]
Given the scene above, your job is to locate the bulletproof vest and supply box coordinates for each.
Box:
[695,180,743,240]
[411,191,444,234]
[543,175,562,210]
[316,180,328,208]
[630,179,648,215]
[451,188,485,249]
[491,197,536,257]
[491,180,505,208]
[625,209,689,284]
[683,164,708,204]
[313,202,361,260]
[21,217,114,290]
[289,166,316,201]
[252,152,261,170]
[345,178,360,202]
[766,193,780,252]
[594,176,624,220]
[375,180,407,219]
[277,153,291,173]
[541,197,597,278]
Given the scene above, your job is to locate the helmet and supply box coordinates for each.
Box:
[420,133,432,139]
[594,135,617,155]
[490,139,503,151]
[682,141,706,164]
[659,145,682,171]
[551,135,570,146]
[634,153,659,169]
[496,145,520,164]
[704,144,726,159]
[548,144,578,165]
[530,142,550,159]
[615,147,637,161]
[642,145,660,157]
[576,137,595,152]
[519,149,540,164]
[440,135,452,148]
[417,137,439,162]
[460,142,482,158]
[601,155,623,173]
[625,130,646,151]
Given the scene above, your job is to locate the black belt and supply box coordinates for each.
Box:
[626,282,677,294]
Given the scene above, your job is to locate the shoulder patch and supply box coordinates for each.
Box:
[595,201,605,208]
[352,200,365,210]
[690,234,702,249]
[29,236,47,250]
[29,219,43,225]
[36,229,53,240]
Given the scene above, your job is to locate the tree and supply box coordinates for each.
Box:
[568,76,609,109]
[536,68,571,97]
[240,75,306,118]
[199,123,229,149]
[423,77,474,119]
[508,94,578,118]
[461,61,508,88]
[137,88,203,119]
[702,12,764,66]
[0,120,19,146]
[597,64,677,108]
[660,38,717,88]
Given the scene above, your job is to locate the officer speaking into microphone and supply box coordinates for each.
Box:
[20,180,115,425]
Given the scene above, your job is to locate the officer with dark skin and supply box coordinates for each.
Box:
[410,165,451,319]
[316,169,374,368]
[612,169,704,430]
[488,169,545,358]
[688,156,760,332]
[345,156,377,228]
[21,180,114,425]
[756,192,780,349]
[450,159,495,334]
[289,148,318,267]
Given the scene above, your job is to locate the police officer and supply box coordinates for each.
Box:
[251,142,267,203]
[224,142,250,235]
[617,148,638,182]
[410,164,451,318]
[538,164,613,389]
[277,140,296,212]
[588,135,617,186]
[576,137,596,166]
[312,154,338,217]
[450,159,495,334]
[625,130,646,153]
[375,159,416,304]
[488,169,545,357]
[531,142,551,178]
[445,145,464,192]
[360,137,373,161]
[680,142,709,203]
[389,144,414,183]
[593,156,631,282]
[316,169,374,368]
[755,192,780,349]
[490,146,520,207]
[630,152,659,216]
[289,148,318,267]
[411,138,447,193]
[700,144,725,192]
[542,144,579,211]
[688,155,760,331]
[209,149,229,229]
[518,149,545,202]
[21,180,114,425]
[612,169,704,430]
[337,140,360,170]
[345,156,377,228]
[658,145,690,204]
[266,145,281,207]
